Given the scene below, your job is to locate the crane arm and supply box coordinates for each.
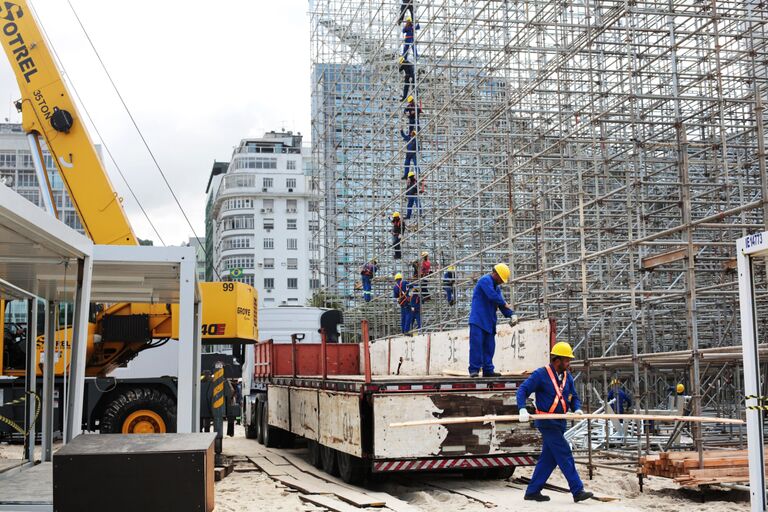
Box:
[0,0,136,245]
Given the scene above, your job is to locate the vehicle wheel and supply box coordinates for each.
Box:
[337,451,365,484]
[245,404,258,439]
[255,400,264,444]
[100,387,176,434]
[474,466,515,479]
[308,440,323,468]
[262,401,281,448]
[321,445,339,476]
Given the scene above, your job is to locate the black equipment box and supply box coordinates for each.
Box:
[53,433,216,512]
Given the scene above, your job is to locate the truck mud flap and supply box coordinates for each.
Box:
[373,455,537,473]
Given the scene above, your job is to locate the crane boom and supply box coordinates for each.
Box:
[0,0,136,245]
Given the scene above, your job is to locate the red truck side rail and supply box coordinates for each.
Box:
[253,340,360,378]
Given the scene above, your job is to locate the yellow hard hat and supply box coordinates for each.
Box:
[399,56,405,64]
[551,341,575,359]
[493,263,510,283]
[407,95,414,103]
[447,265,456,271]
[394,273,403,280]
[393,211,400,218]
[408,170,415,177]
[405,15,412,22]
[676,383,685,394]
[421,251,428,257]
[610,378,620,386]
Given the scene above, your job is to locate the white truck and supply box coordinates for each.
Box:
[243,310,551,484]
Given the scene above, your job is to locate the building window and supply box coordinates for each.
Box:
[221,215,254,231]
[235,275,254,286]
[0,152,16,168]
[287,258,298,270]
[287,298,299,303]
[309,201,319,212]
[43,154,56,170]
[286,160,296,170]
[287,278,298,289]
[287,239,298,250]
[224,197,253,211]
[262,199,274,212]
[263,297,275,304]
[19,189,39,205]
[223,236,252,250]
[286,218,297,230]
[286,178,297,189]
[234,156,277,170]
[310,278,320,290]
[263,258,274,269]
[263,177,273,188]
[222,256,254,270]
[264,278,274,289]
[16,171,37,188]
[263,218,274,230]
[19,153,33,168]
[309,220,319,231]
[309,259,321,271]
[286,199,297,213]
[264,238,274,250]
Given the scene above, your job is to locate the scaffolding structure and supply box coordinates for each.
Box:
[309,0,768,448]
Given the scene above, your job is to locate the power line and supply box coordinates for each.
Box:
[65,0,220,280]
[26,0,166,246]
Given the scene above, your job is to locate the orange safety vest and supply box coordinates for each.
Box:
[536,365,568,414]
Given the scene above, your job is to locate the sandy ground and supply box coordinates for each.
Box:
[0,432,750,511]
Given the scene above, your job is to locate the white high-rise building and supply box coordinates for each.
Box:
[207,131,317,308]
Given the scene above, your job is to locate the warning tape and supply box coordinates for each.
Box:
[0,392,41,437]
[746,405,768,411]
[744,395,768,402]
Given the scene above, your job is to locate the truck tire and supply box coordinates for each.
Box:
[244,403,258,439]
[307,440,323,468]
[337,451,365,484]
[255,400,264,444]
[262,401,281,448]
[99,387,176,434]
[320,445,339,476]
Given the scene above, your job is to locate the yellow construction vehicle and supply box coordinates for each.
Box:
[0,0,257,434]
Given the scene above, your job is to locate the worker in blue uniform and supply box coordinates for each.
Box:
[399,57,415,101]
[401,129,418,179]
[393,273,411,334]
[516,341,594,503]
[402,16,420,59]
[443,265,456,305]
[607,379,633,414]
[467,263,516,377]
[405,171,421,220]
[409,287,422,332]
[360,259,378,302]
[404,95,422,132]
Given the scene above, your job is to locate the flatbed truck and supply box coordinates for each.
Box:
[243,316,553,483]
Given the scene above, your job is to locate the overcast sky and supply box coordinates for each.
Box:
[0,0,311,245]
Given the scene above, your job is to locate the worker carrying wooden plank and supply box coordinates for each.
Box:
[467,263,516,377]
[516,341,594,503]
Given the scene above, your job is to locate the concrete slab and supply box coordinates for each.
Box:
[0,462,52,510]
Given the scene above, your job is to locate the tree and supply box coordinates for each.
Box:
[308,290,343,310]
[138,238,154,246]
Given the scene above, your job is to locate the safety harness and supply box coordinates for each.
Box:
[536,365,567,414]
[396,282,409,307]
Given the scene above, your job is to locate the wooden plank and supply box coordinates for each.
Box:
[642,247,690,270]
[299,494,366,512]
[390,412,744,427]
[276,471,386,507]
[265,454,292,466]
[274,474,330,495]
[426,481,498,506]
[250,457,290,477]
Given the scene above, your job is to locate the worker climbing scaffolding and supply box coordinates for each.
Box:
[404,95,422,133]
[409,285,422,332]
[405,171,421,220]
[399,57,415,101]
[443,265,456,305]
[400,128,418,179]
[360,258,378,302]
[393,273,411,334]
[391,212,404,259]
[402,16,420,59]
[419,251,431,301]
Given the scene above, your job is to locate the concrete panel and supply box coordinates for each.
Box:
[267,386,290,430]
[289,388,319,441]
[318,391,362,457]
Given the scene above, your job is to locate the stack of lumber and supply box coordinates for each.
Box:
[640,449,763,487]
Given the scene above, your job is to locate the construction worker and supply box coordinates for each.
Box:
[420,251,431,301]
[401,128,418,179]
[392,212,404,259]
[397,0,414,24]
[360,258,378,302]
[404,95,422,132]
[399,56,415,101]
[405,171,421,220]
[443,265,456,305]
[393,273,411,334]
[516,342,594,503]
[468,263,515,377]
[607,379,633,414]
[409,285,422,332]
[402,16,420,59]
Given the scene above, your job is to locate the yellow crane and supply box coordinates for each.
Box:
[0,0,257,434]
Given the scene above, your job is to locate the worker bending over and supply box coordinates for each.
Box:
[467,263,515,377]
[401,129,418,179]
[399,57,415,101]
[393,273,411,334]
[608,379,633,414]
[360,259,378,302]
[516,342,593,503]
[391,212,404,259]
[443,265,456,305]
